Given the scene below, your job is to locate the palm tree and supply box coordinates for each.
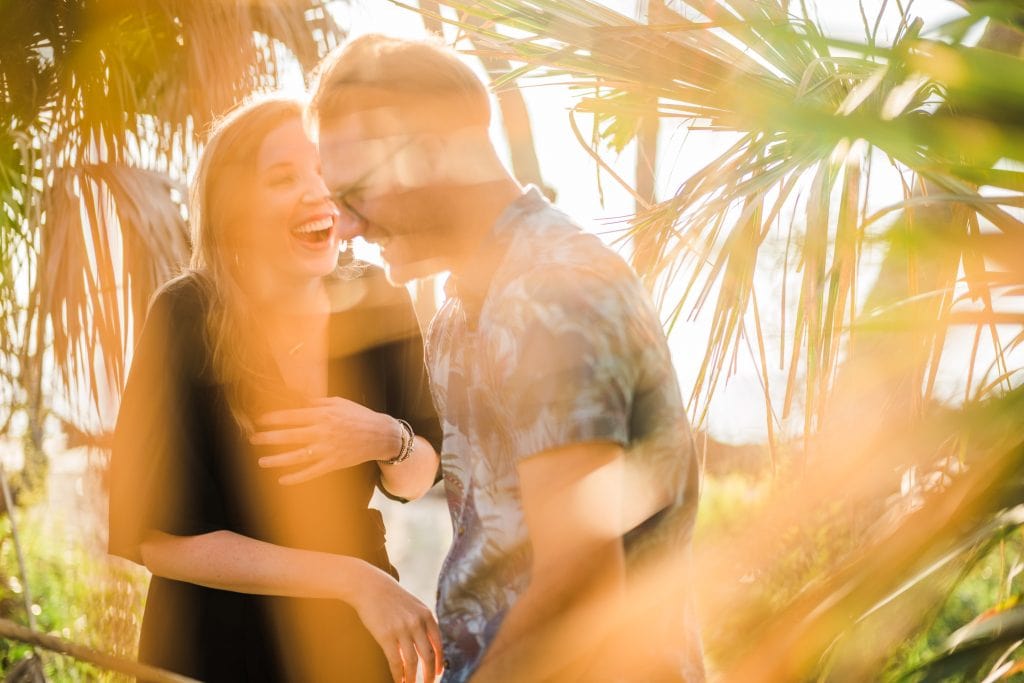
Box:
[407,0,1024,679]
[0,1,343,676]
[0,0,342,456]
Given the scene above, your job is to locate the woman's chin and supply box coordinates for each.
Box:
[287,234,340,277]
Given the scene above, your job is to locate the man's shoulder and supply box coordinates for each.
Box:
[486,232,644,326]
[504,203,636,283]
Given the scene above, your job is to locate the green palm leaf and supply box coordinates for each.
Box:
[412,0,1024,679]
[1,1,343,432]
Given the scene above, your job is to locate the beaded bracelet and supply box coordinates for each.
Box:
[380,418,415,465]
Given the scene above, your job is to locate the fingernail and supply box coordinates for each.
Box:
[258,458,268,467]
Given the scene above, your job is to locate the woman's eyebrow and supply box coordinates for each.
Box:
[261,161,295,171]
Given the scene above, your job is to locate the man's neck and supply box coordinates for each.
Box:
[446,178,525,280]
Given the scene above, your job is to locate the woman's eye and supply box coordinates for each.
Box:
[268,173,296,186]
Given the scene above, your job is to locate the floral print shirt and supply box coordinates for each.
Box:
[427,187,705,682]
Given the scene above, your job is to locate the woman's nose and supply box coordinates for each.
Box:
[301,173,332,204]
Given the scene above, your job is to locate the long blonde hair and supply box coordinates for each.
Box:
[188,95,307,433]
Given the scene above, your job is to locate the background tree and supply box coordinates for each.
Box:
[0,1,342,676]
[0,0,342,453]
[413,0,1024,679]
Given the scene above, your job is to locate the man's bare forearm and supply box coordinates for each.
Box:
[471,540,626,682]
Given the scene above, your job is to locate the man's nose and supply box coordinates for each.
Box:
[334,206,365,240]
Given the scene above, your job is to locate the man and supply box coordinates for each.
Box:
[310,34,705,682]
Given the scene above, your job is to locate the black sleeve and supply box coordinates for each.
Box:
[107,279,228,565]
[385,297,443,452]
[378,286,444,501]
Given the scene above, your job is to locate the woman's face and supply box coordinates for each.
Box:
[231,117,340,285]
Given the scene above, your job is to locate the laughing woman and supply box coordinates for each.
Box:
[108,96,444,683]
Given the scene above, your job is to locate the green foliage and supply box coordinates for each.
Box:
[0,514,147,680]
[424,1,1024,679]
[697,469,881,670]
[885,533,1024,682]
[4,435,49,511]
[0,0,344,434]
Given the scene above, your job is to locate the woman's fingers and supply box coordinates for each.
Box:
[277,459,339,486]
[257,447,320,470]
[428,620,444,676]
[388,614,441,683]
[399,637,419,683]
[310,395,354,407]
[412,625,438,682]
[383,640,405,683]
[249,425,320,446]
[254,407,323,427]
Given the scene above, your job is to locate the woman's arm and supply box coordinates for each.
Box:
[251,398,440,499]
[377,435,441,501]
[140,529,443,683]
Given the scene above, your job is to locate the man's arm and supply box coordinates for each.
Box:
[471,440,627,683]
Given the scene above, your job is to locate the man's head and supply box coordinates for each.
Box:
[311,34,507,284]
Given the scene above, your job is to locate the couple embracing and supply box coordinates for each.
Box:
[109,34,704,683]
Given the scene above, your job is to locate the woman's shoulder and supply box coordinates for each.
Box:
[147,270,212,326]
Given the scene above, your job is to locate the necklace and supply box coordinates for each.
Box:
[279,316,327,357]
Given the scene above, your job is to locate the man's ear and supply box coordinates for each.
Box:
[441,126,508,187]
[419,133,448,173]
[393,134,446,191]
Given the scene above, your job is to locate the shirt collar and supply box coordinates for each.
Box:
[444,185,548,315]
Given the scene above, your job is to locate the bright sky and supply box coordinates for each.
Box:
[325,1,1017,445]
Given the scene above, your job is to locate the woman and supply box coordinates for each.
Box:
[108,96,444,683]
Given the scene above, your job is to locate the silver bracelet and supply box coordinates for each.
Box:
[379,418,415,465]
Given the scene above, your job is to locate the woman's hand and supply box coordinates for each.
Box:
[251,397,402,484]
[349,563,445,683]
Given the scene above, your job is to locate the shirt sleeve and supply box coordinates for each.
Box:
[376,282,444,500]
[107,280,228,565]
[483,266,637,463]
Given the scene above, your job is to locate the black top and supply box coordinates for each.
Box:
[108,265,442,682]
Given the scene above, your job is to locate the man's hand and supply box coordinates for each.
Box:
[251,397,401,484]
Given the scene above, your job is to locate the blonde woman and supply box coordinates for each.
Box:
[109,96,443,683]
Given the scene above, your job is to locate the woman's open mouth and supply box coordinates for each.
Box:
[290,216,334,245]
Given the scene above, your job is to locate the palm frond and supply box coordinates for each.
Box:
[415,0,1024,678]
[1,0,346,431]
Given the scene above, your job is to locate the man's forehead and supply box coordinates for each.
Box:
[319,106,415,144]
[317,135,403,183]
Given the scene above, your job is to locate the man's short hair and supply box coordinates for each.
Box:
[310,33,491,130]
